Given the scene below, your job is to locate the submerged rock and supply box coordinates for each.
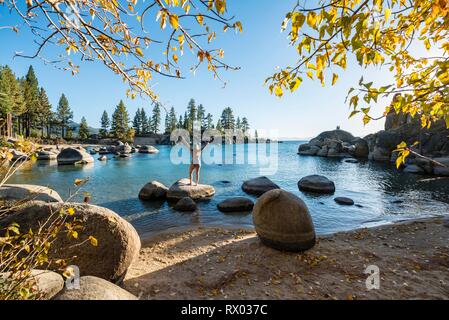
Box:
[138,181,168,200]
[174,197,197,212]
[167,178,215,201]
[0,201,141,283]
[217,197,254,213]
[242,176,280,196]
[55,276,138,300]
[298,175,335,194]
[334,197,355,206]
[57,147,94,165]
[0,184,63,203]
[344,158,359,164]
[98,155,108,161]
[253,189,315,252]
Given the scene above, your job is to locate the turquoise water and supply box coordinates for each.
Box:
[8,141,449,236]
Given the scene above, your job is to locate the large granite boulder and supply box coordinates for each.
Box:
[138,181,168,200]
[0,184,63,203]
[31,269,64,299]
[242,176,280,196]
[0,202,141,283]
[298,175,335,194]
[217,197,254,213]
[167,178,215,201]
[138,145,159,154]
[174,197,197,212]
[315,129,354,143]
[352,138,369,158]
[252,189,315,252]
[37,150,57,161]
[0,269,64,300]
[369,146,391,162]
[298,143,311,152]
[316,146,328,157]
[55,276,138,300]
[116,143,132,154]
[298,145,320,156]
[57,147,94,165]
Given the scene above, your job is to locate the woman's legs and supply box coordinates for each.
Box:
[189,164,195,185]
[195,165,201,186]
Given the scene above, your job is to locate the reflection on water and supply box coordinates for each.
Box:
[8,142,449,236]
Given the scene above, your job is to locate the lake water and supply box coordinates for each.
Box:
[8,141,449,236]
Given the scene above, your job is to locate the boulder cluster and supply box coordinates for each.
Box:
[298,119,449,176]
[138,178,215,212]
[298,129,369,159]
[0,184,141,300]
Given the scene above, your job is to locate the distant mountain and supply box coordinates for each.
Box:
[67,120,100,136]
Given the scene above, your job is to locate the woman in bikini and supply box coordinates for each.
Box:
[178,137,212,186]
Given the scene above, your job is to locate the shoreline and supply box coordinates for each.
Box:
[124,216,449,300]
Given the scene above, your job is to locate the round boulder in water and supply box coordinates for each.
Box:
[174,197,197,212]
[167,178,215,201]
[242,176,280,196]
[57,147,94,165]
[298,175,335,194]
[139,181,168,200]
[217,197,254,213]
[253,189,316,252]
[334,197,354,206]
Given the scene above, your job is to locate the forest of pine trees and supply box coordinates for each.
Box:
[132,98,250,136]
[1,65,250,142]
[0,65,76,139]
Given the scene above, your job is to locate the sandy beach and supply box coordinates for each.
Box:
[123,217,449,300]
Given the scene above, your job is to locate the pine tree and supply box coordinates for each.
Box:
[78,116,90,139]
[168,107,177,132]
[56,93,73,138]
[140,108,150,133]
[205,113,213,130]
[0,66,18,115]
[151,103,161,134]
[164,112,170,134]
[100,110,110,138]
[216,119,223,133]
[236,117,241,131]
[22,66,40,137]
[36,87,52,138]
[186,98,197,132]
[220,107,235,130]
[132,108,142,135]
[241,117,249,133]
[183,111,188,129]
[177,115,183,129]
[197,104,206,129]
[111,100,130,141]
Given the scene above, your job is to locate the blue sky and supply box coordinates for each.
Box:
[0,1,393,139]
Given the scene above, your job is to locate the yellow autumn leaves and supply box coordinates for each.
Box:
[267,0,449,136]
